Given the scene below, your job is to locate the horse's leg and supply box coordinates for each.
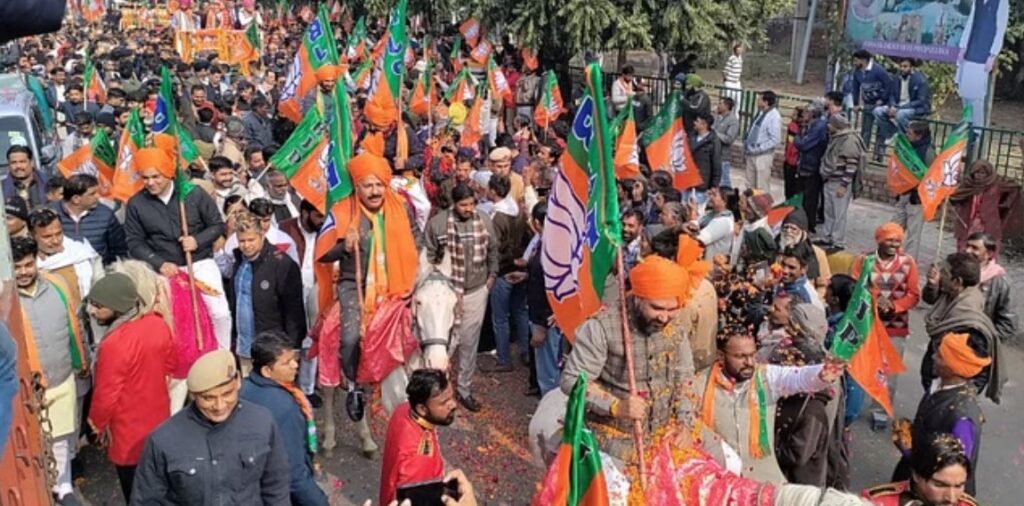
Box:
[320,386,337,454]
[356,412,378,458]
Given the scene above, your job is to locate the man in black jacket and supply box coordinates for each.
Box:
[687,111,722,207]
[964,232,1018,344]
[132,350,291,504]
[50,174,126,265]
[123,148,231,351]
[227,213,306,375]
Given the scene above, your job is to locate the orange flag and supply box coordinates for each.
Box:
[459,18,481,47]
[521,47,539,72]
[469,39,493,65]
[58,144,114,197]
[918,106,970,221]
[459,92,484,149]
[111,108,146,202]
[612,102,640,179]
[639,91,702,190]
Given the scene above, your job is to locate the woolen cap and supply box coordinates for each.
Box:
[187,350,238,393]
[87,273,138,314]
[4,196,28,222]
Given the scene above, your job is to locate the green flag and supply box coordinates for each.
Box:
[246,22,262,53]
[90,129,116,168]
[269,108,327,175]
[381,0,408,102]
[155,66,195,200]
[348,16,367,51]
[25,75,53,130]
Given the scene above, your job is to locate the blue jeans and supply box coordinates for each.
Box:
[490,277,530,366]
[533,324,564,395]
[720,159,733,188]
[843,372,866,427]
[872,106,916,144]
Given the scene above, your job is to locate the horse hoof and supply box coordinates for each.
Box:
[361,448,378,459]
[321,446,334,457]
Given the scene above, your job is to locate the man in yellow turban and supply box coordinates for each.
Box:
[318,151,422,423]
[890,332,988,496]
[123,146,232,351]
[558,237,708,470]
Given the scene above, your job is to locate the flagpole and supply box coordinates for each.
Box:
[935,199,950,260]
[178,200,205,352]
[615,249,648,488]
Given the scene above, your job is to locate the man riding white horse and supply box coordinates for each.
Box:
[319,151,422,423]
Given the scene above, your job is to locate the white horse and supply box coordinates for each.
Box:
[319,250,459,458]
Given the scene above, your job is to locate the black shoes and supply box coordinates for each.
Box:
[457,393,482,412]
[346,389,365,422]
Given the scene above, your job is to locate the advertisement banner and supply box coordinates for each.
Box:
[845,0,972,63]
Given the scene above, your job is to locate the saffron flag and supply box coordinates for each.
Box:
[533,70,564,128]
[521,47,539,72]
[532,372,610,506]
[270,108,332,213]
[766,193,804,230]
[82,55,107,104]
[112,107,146,202]
[410,59,437,117]
[887,132,928,195]
[610,101,640,180]
[347,16,367,60]
[639,91,702,190]
[487,56,513,103]
[350,56,373,90]
[830,255,906,416]
[80,0,105,23]
[459,88,485,149]
[919,106,971,221]
[459,18,481,48]
[541,64,621,341]
[279,6,344,123]
[469,39,493,65]
[58,144,112,197]
[444,68,475,103]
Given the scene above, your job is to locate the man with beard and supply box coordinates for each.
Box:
[776,248,825,311]
[621,209,644,276]
[776,209,829,299]
[922,253,1003,403]
[963,232,1018,344]
[424,183,498,412]
[279,200,327,324]
[86,273,176,502]
[559,241,708,471]
[379,369,458,505]
[695,323,842,483]
[852,223,920,421]
[3,145,48,207]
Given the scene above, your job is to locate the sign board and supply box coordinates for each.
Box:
[845,0,971,63]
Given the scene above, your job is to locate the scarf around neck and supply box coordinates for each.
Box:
[701,362,770,459]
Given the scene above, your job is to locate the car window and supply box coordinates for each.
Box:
[0,115,30,178]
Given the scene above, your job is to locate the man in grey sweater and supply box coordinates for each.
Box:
[424,183,498,412]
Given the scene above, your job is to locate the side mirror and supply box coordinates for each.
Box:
[40,145,58,165]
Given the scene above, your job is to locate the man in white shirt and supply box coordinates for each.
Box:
[693,187,735,261]
[611,66,636,113]
[742,91,782,193]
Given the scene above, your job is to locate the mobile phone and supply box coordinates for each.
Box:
[396,478,461,506]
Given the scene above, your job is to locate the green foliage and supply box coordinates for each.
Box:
[606,0,653,51]
[557,0,619,53]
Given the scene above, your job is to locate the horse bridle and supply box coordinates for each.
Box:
[413,269,457,352]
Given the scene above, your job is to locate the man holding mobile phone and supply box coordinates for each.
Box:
[379,369,458,505]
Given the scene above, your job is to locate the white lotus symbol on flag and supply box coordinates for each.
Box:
[941,151,962,187]
[543,168,587,303]
[281,53,302,102]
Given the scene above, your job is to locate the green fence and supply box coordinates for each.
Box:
[567,67,1024,184]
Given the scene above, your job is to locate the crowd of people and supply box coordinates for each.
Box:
[0,2,1019,506]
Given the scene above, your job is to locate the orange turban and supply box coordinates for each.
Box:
[349,151,392,185]
[363,92,398,128]
[631,235,710,307]
[315,64,341,82]
[134,148,175,178]
[939,333,991,378]
[875,222,906,243]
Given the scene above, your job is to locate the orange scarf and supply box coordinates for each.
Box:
[700,362,770,459]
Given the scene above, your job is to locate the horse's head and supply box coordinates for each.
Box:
[414,250,458,370]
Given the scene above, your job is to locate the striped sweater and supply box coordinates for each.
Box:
[852,253,921,337]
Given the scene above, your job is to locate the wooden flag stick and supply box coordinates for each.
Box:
[935,199,950,261]
[615,249,648,488]
[178,200,205,352]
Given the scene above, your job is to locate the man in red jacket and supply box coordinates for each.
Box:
[86,273,176,502]
[379,369,457,505]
